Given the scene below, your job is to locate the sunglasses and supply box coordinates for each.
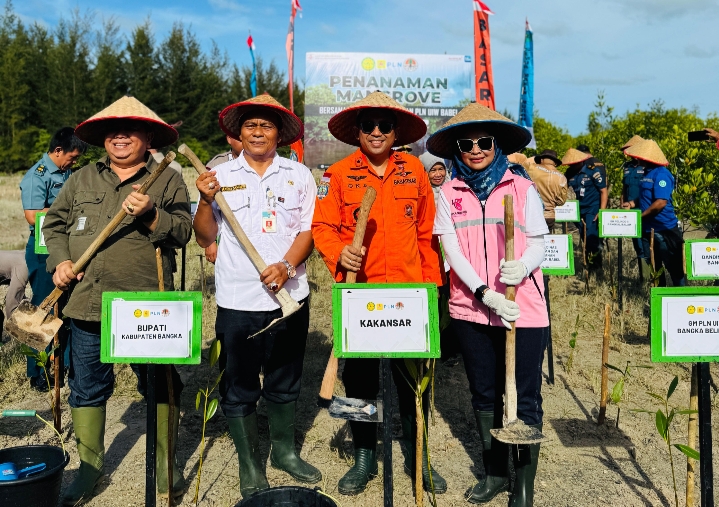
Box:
[456,137,495,153]
[358,120,395,135]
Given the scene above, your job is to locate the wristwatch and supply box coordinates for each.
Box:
[474,285,490,303]
[141,203,158,223]
[281,259,296,279]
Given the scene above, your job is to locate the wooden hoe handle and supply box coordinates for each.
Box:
[504,195,518,424]
[39,152,175,311]
[318,186,377,404]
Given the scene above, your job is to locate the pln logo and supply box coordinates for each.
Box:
[133,308,164,318]
[366,301,403,311]
[688,305,719,314]
[361,57,375,71]
[706,246,717,252]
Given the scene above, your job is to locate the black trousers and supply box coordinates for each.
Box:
[453,319,547,425]
[215,298,310,418]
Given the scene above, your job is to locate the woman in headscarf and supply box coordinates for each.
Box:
[427,104,548,507]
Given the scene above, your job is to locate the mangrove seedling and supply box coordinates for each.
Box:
[21,344,58,413]
[566,315,594,373]
[605,361,652,428]
[633,376,699,507]
[193,339,224,505]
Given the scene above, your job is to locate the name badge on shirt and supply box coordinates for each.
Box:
[76,217,87,231]
[579,188,585,197]
[262,210,277,233]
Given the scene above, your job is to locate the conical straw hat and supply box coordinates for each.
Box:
[75,96,178,148]
[625,139,669,166]
[219,94,303,147]
[426,103,532,159]
[327,91,427,147]
[621,134,644,151]
[561,148,592,166]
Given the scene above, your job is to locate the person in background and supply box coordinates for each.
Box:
[203,135,245,264]
[0,250,29,341]
[20,127,86,391]
[420,151,460,366]
[576,144,607,184]
[510,150,567,231]
[194,95,321,499]
[428,103,548,507]
[618,135,650,280]
[621,139,685,287]
[562,148,608,272]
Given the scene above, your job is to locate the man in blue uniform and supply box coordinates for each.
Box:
[20,127,86,390]
[562,148,608,271]
[619,135,650,280]
[622,139,684,287]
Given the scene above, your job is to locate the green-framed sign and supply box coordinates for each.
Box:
[598,209,641,238]
[34,212,48,254]
[541,234,575,276]
[554,200,580,222]
[332,283,440,358]
[650,287,719,362]
[101,291,203,364]
[685,239,719,280]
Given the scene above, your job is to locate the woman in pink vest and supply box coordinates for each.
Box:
[428,104,548,507]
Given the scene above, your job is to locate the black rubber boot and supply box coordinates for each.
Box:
[399,391,447,494]
[227,413,270,498]
[338,421,378,495]
[266,401,322,483]
[509,425,542,507]
[62,406,106,506]
[466,411,509,504]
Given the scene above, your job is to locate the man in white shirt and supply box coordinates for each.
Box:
[193,95,321,499]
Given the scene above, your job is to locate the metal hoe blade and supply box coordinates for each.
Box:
[247,301,304,339]
[327,396,383,423]
[490,419,548,445]
[5,300,61,349]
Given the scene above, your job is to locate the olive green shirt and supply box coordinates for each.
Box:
[43,154,192,322]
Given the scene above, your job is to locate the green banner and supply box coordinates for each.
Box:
[34,212,48,255]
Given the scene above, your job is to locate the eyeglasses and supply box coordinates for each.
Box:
[358,121,395,135]
[456,137,495,153]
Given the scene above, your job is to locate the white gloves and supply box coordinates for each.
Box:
[499,259,528,286]
[480,289,520,329]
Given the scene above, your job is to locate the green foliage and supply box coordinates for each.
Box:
[20,343,58,414]
[0,3,303,172]
[605,361,652,427]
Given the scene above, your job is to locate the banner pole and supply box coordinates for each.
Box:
[617,238,624,333]
[382,357,394,507]
[543,275,554,385]
[146,364,157,507]
[698,362,714,507]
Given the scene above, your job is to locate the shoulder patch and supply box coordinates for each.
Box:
[35,164,45,175]
[317,181,329,200]
[658,180,667,188]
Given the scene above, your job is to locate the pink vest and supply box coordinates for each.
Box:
[441,171,548,328]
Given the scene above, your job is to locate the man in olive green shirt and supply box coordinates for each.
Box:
[43,96,191,506]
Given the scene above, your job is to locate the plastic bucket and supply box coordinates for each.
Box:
[0,445,70,507]
[235,486,337,507]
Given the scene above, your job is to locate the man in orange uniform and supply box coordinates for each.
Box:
[313,92,444,495]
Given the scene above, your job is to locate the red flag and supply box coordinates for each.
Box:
[473,0,495,109]
[286,0,302,112]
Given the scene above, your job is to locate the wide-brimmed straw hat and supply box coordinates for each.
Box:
[327,91,427,147]
[75,96,179,148]
[621,134,644,151]
[426,103,532,159]
[624,139,669,166]
[534,149,562,166]
[219,94,303,147]
[561,148,592,166]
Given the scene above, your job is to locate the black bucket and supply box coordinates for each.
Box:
[235,486,337,507]
[0,445,70,507]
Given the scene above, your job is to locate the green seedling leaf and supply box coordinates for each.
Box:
[196,391,201,411]
[420,373,430,394]
[212,371,224,391]
[605,363,625,375]
[666,408,676,428]
[647,392,666,403]
[206,398,219,422]
[675,409,698,415]
[569,338,576,348]
[38,351,48,364]
[674,444,700,461]
[19,344,34,356]
[630,409,656,414]
[404,358,417,379]
[667,376,678,400]
[611,378,625,404]
[655,410,668,440]
[209,339,221,368]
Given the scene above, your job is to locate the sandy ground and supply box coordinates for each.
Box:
[0,170,717,507]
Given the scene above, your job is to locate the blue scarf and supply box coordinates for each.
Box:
[452,146,531,201]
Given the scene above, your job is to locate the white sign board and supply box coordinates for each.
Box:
[662,296,719,357]
[542,235,570,270]
[111,300,193,359]
[599,210,641,238]
[341,288,430,354]
[691,242,719,278]
[554,201,579,222]
[37,214,46,247]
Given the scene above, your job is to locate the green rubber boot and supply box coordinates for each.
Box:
[62,406,106,506]
[156,403,186,499]
[509,425,542,507]
[227,413,270,498]
[338,421,378,496]
[266,401,322,483]
[466,411,509,504]
[399,395,447,494]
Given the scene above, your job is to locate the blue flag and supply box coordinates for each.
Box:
[519,20,535,148]
[247,34,257,97]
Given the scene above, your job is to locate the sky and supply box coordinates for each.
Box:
[11,0,719,134]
